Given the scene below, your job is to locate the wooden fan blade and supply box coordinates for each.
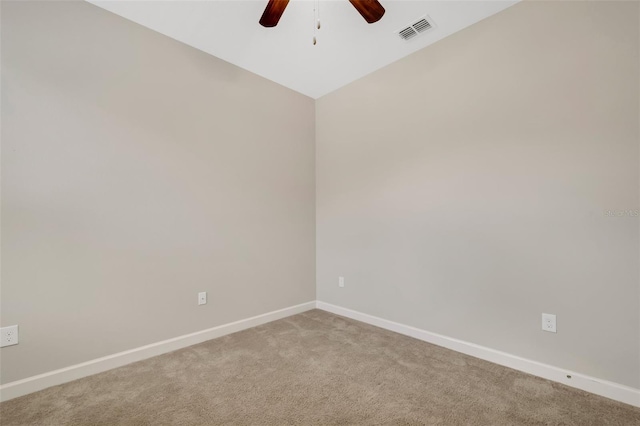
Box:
[349,0,385,24]
[259,0,290,27]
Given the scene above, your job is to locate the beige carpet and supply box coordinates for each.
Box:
[1,310,639,425]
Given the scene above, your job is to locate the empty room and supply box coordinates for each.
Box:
[1,0,639,424]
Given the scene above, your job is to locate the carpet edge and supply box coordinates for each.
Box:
[0,301,316,402]
[315,301,640,409]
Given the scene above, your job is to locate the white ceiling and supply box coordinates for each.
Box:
[88,0,518,99]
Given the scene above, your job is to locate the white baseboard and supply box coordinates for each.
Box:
[0,301,316,402]
[316,301,640,408]
[3,300,639,409]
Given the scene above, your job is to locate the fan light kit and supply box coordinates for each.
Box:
[259,0,386,45]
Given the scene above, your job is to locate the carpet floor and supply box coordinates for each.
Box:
[1,309,639,425]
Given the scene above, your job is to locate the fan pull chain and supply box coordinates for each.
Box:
[313,0,320,45]
[313,2,317,45]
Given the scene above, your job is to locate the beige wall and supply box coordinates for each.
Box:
[2,0,639,392]
[1,1,315,384]
[317,1,640,388]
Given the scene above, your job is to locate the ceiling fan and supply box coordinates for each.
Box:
[259,0,386,27]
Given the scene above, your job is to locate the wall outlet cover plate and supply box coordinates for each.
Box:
[542,313,557,333]
[1,325,19,347]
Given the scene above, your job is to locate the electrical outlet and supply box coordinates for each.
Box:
[1,325,19,347]
[198,292,207,305]
[338,276,345,288]
[542,313,556,333]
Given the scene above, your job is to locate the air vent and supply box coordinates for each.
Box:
[398,27,418,40]
[397,16,434,41]
[412,18,431,33]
